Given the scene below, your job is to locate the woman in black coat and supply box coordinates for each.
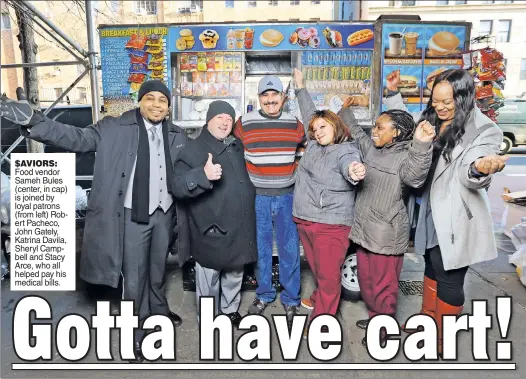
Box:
[173,101,257,326]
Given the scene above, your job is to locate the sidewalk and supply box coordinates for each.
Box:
[2,246,524,378]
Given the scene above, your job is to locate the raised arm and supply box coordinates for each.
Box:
[22,114,102,153]
[398,121,435,188]
[293,68,318,137]
[339,99,373,153]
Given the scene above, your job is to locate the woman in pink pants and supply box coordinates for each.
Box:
[291,69,365,337]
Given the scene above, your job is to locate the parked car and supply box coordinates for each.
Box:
[496,99,526,154]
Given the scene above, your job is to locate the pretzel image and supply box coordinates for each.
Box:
[347,29,374,47]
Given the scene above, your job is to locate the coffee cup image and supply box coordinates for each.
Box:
[404,32,419,56]
[388,32,403,56]
[427,31,460,56]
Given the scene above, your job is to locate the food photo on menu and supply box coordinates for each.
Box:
[425,28,464,58]
[383,25,424,59]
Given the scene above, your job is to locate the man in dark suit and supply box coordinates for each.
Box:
[1,81,190,363]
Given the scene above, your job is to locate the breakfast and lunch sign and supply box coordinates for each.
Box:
[99,26,171,117]
[168,23,375,52]
[380,23,469,113]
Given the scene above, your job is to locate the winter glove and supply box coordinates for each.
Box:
[0,87,45,127]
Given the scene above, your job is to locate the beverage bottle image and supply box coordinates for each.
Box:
[227,28,235,49]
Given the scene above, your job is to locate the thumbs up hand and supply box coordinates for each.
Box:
[204,153,222,181]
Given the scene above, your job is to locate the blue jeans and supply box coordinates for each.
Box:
[254,193,301,306]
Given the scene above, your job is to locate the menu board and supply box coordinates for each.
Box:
[302,50,372,112]
[99,27,170,116]
[380,23,468,113]
[169,23,374,53]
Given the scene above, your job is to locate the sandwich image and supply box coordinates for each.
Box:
[427,31,460,56]
[398,75,418,89]
[260,29,284,47]
[385,74,419,96]
[199,29,219,49]
[426,67,447,90]
[323,27,343,48]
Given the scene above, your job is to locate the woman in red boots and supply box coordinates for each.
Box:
[384,68,508,353]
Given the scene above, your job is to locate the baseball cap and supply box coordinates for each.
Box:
[258,75,283,95]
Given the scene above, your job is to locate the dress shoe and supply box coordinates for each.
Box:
[225,312,243,328]
[128,341,144,363]
[167,311,182,327]
[356,319,369,330]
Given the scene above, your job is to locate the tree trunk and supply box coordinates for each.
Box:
[14,6,44,154]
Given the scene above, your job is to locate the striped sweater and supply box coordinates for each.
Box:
[234,110,306,195]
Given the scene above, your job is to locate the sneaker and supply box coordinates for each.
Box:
[356,319,369,330]
[284,304,300,326]
[301,298,314,310]
[225,312,242,328]
[248,298,267,315]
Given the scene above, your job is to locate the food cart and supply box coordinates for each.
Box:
[99,21,376,137]
[98,19,471,136]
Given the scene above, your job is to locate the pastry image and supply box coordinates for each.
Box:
[289,31,299,45]
[426,67,447,90]
[260,29,284,47]
[428,31,460,56]
[199,29,220,49]
[180,29,192,37]
[347,29,373,46]
[176,29,195,51]
[309,36,320,48]
[290,27,319,48]
[323,27,343,48]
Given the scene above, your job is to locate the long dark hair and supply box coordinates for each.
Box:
[419,69,475,163]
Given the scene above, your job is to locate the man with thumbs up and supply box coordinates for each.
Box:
[173,101,257,326]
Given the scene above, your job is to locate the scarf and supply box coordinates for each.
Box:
[131,108,174,223]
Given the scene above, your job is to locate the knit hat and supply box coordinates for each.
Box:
[138,80,171,106]
[206,100,236,123]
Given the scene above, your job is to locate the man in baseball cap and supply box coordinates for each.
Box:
[232,71,309,325]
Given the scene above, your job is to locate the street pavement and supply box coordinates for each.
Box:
[1,150,525,379]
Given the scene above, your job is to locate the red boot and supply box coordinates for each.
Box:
[435,297,463,356]
[402,275,437,333]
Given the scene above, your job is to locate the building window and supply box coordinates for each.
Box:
[521,59,526,80]
[289,18,300,21]
[497,20,511,42]
[247,1,257,7]
[1,13,11,30]
[311,0,321,4]
[54,88,64,101]
[268,1,278,6]
[225,0,235,7]
[455,0,467,4]
[109,0,119,12]
[500,1,514,3]
[388,0,395,5]
[401,0,416,5]
[479,20,492,37]
[310,17,320,21]
[77,87,87,104]
[290,0,300,5]
[134,1,157,15]
[76,64,86,76]
[436,1,449,5]
[482,0,495,3]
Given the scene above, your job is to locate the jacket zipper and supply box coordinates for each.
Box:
[449,191,454,244]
